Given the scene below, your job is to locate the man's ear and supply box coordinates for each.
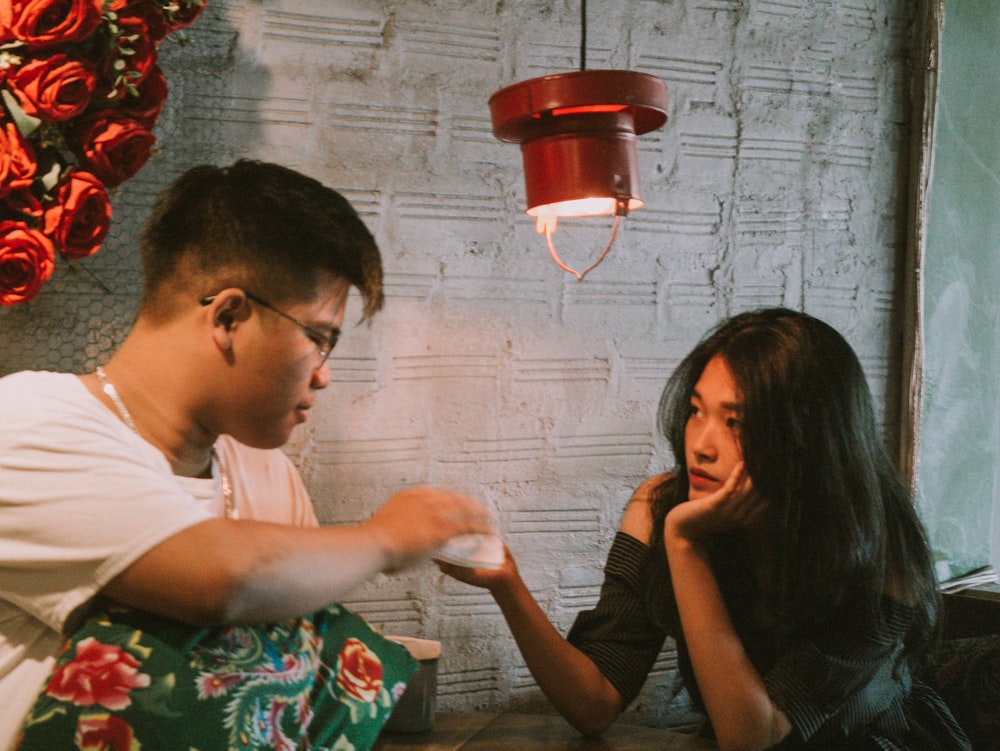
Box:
[203,289,250,351]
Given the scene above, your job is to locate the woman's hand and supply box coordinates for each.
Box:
[439,543,624,736]
[665,462,760,543]
[437,544,520,594]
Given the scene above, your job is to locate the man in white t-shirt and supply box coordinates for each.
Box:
[0,161,493,750]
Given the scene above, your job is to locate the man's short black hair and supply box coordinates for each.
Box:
[139,160,383,320]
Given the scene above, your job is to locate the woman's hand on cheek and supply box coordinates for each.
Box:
[665,461,758,543]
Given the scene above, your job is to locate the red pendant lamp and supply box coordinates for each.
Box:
[488,3,667,280]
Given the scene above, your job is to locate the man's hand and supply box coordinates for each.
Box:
[364,486,495,571]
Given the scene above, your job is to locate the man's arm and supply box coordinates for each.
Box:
[104,485,492,625]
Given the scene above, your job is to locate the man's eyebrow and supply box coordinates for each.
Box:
[306,319,340,336]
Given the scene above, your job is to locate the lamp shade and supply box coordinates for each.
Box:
[488,70,668,227]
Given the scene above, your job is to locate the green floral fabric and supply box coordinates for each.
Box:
[15,601,416,751]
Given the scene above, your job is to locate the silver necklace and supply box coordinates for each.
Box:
[95,366,236,520]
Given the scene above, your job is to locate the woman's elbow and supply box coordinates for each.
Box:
[714,736,760,751]
[567,711,617,738]
[713,718,791,751]
[562,690,622,738]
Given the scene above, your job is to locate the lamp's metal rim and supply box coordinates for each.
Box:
[488,69,668,142]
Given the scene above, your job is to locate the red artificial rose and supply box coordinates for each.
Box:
[74,714,140,751]
[0,120,37,198]
[71,112,155,188]
[44,170,110,259]
[160,0,206,34]
[7,52,97,123]
[4,187,44,220]
[0,0,103,47]
[335,637,384,703]
[0,220,55,305]
[117,64,167,129]
[97,13,159,101]
[104,0,205,38]
[45,636,151,710]
[108,0,167,42]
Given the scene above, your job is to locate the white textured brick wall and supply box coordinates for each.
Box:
[0,0,916,728]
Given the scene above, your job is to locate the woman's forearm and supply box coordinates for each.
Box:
[666,536,790,751]
[491,576,623,736]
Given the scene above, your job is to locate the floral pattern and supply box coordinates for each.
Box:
[16,602,416,751]
[74,714,140,751]
[0,0,207,305]
[337,638,385,704]
[45,636,151,710]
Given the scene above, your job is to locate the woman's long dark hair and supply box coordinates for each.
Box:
[648,308,937,651]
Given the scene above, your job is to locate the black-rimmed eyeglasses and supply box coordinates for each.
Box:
[200,291,340,364]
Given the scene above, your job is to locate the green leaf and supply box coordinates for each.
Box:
[127,630,153,659]
[1,88,41,138]
[134,673,184,718]
[38,160,62,194]
[21,704,67,728]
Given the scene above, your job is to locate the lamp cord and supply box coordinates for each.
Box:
[580,0,587,71]
[545,213,622,282]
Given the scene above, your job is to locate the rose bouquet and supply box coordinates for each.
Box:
[0,0,206,306]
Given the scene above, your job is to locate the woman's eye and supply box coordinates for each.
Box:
[727,417,743,430]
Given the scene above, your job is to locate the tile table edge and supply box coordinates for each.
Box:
[374,712,499,750]
[375,712,716,750]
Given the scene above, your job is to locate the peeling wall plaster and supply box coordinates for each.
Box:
[0,0,917,727]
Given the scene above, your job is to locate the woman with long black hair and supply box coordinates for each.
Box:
[442,308,970,750]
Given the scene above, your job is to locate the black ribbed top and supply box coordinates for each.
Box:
[566,531,970,749]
